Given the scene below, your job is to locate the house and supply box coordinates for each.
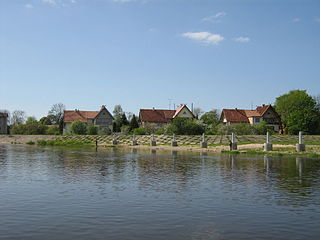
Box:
[0,112,8,134]
[220,104,281,132]
[63,105,113,134]
[139,104,195,126]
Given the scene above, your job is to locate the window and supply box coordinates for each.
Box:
[255,117,260,123]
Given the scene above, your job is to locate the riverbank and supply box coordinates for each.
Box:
[1,134,320,156]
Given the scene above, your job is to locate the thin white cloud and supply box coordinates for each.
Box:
[25,4,34,8]
[292,18,301,23]
[182,32,224,45]
[42,0,57,5]
[234,37,250,43]
[202,12,226,23]
[314,18,320,23]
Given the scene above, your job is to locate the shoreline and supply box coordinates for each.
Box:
[1,134,319,157]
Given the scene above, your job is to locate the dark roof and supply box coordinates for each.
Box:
[63,106,112,123]
[139,109,176,123]
[222,109,250,123]
[222,104,277,123]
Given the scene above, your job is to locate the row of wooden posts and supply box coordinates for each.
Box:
[108,131,307,152]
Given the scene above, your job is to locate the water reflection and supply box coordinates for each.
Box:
[0,145,320,240]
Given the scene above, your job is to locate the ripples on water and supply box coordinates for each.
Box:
[0,145,320,240]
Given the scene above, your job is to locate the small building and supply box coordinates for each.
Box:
[0,112,8,134]
[63,105,113,134]
[221,104,281,132]
[139,104,195,126]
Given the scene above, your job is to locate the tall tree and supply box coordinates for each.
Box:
[113,105,123,121]
[11,110,26,125]
[48,103,65,124]
[129,114,139,130]
[275,90,320,134]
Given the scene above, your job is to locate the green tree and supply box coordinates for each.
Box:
[200,110,220,125]
[275,90,320,134]
[39,116,52,125]
[121,113,129,126]
[26,116,37,124]
[167,118,204,135]
[87,125,98,135]
[129,114,139,131]
[71,121,87,135]
[113,105,123,121]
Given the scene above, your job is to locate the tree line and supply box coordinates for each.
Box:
[2,89,320,135]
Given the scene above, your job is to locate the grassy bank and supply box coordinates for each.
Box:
[1,134,320,156]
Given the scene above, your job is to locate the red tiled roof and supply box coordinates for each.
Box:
[222,109,250,123]
[256,104,270,115]
[244,110,260,117]
[64,110,99,123]
[222,104,278,123]
[140,109,176,123]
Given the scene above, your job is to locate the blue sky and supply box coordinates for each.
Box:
[1,0,320,118]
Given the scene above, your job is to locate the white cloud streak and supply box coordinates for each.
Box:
[292,18,301,23]
[182,32,224,45]
[42,0,57,5]
[314,18,320,23]
[234,37,250,43]
[25,4,34,8]
[202,12,226,23]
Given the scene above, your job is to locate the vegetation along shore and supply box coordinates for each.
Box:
[1,134,320,157]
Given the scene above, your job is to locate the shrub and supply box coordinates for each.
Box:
[87,125,98,135]
[98,126,111,135]
[26,141,35,145]
[167,118,205,135]
[133,127,147,135]
[45,126,60,135]
[10,122,48,135]
[71,121,87,135]
[121,125,131,134]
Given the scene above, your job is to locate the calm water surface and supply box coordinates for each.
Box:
[0,145,320,240]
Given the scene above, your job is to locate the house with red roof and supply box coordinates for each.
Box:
[0,112,8,134]
[63,105,113,134]
[139,104,195,126]
[220,104,281,132]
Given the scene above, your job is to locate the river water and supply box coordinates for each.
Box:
[0,145,320,240]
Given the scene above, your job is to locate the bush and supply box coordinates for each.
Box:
[121,125,131,134]
[253,121,275,135]
[26,141,35,145]
[98,126,111,135]
[10,122,48,135]
[45,126,60,135]
[70,121,87,135]
[132,127,147,135]
[87,125,98,135]
[167,118,204,135]
[218,123,255,135]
